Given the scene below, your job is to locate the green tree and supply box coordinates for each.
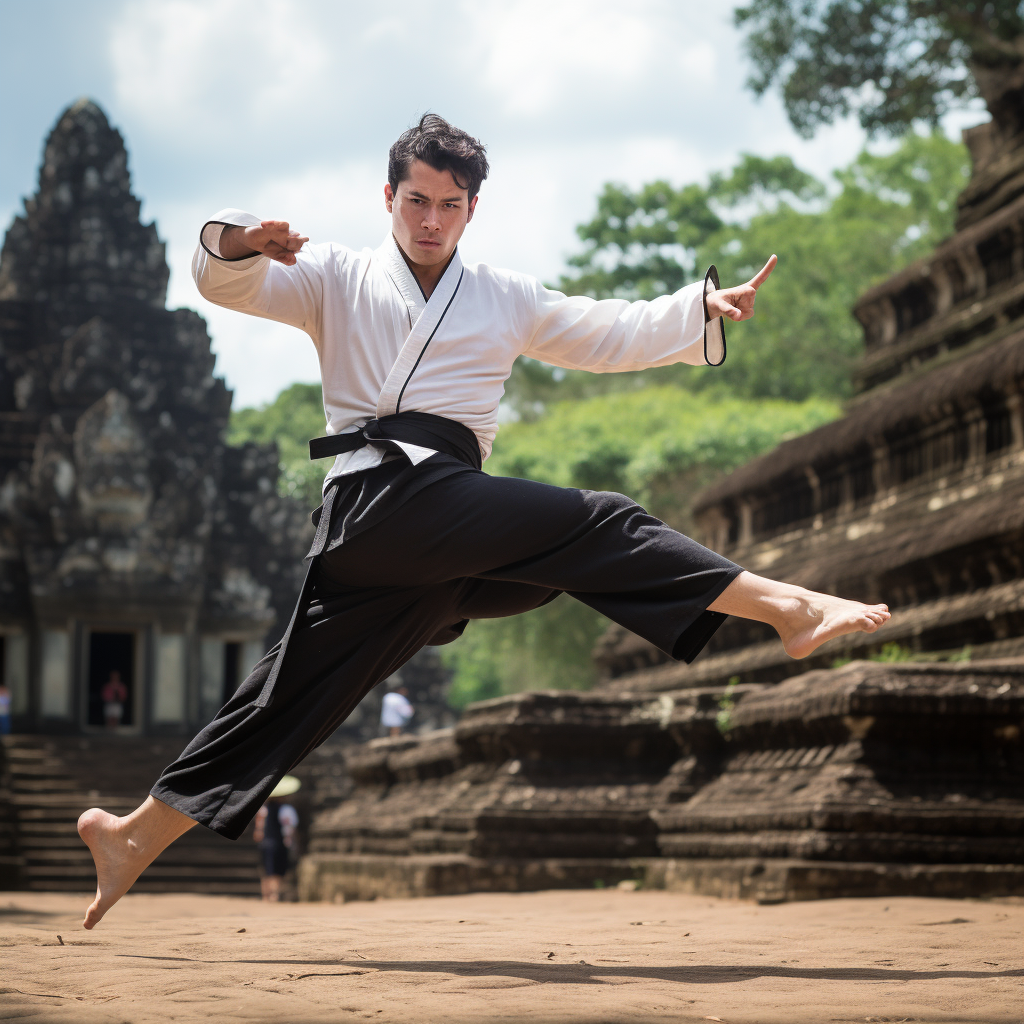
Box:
[693,131,969,398]
[504,132,968,412]
[562,155,822,303]
[734,1,1024,137]
[228,382,325,508]
[488,388,840,531]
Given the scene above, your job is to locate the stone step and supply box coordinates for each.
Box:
[8,771,78,784]
[3,735,264,896]
[15,822,88,837]
[22,844,259,866]
[9,782,84,798]
[21,862,263,880]
[1,741,52,757]
[5,757,72,771]
[18,836,92,850]
[4,759,65,773]
[22,878,261,895]
[13,796,137,812]
[21,851,94,868]
[11,774,85,787]
[2,746,60,760]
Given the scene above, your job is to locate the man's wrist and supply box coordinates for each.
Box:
[219,225,259,260]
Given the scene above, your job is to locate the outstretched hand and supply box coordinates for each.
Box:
[221,220,309,265]
[706,255,777,322]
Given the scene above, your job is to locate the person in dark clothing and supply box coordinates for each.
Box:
[253,776,299,902]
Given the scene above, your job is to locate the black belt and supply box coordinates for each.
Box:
[309,411,482,471]
[255,412,481,709]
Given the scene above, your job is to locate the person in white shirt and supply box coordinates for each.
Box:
[78,114,889,929]
[380,685,414,737]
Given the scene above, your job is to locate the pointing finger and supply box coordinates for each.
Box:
[749,254,777,290]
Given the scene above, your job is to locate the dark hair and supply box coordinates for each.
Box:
[388,114,489,201]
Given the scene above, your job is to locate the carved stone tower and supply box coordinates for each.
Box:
[0,100,311,735]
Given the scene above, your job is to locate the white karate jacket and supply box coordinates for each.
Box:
[193,210,722,487]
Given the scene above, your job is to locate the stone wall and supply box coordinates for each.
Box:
[300,661,1024,902]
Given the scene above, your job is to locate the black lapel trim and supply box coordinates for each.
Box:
[395,267,464,413]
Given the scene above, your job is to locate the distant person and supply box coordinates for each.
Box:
[253,775,299,902]
[78,113,890,930]
[380,685,414,737]
[0,682,11,735]
[101,671,127,730]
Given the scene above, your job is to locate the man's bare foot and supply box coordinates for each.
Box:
[78,796,196,929]
[709,570,890,659]
[78,808,144,929]
[773,591,890,660]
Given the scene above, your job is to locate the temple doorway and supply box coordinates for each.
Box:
[87,632,136,729]
[223,641,241,704]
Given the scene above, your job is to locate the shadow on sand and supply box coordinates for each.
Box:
[117,954,1024,985]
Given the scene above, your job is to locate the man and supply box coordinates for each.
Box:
[381,684,414,737]
[77,114,889,929]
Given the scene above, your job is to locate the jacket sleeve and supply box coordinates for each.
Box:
[191,208,330,347]
[519,271,725,371]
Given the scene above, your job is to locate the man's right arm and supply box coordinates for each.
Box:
[192,209,325,343]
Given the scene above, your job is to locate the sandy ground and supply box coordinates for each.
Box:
[0,890,1020,1024]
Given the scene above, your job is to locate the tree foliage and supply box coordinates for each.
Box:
[504,131,967,414]
[734,1,1024,137]
[228,382,325,508]
[563,155,823,302]
[696,131,968,398]
[487,388,839,532]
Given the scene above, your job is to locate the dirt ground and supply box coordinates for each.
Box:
[1,889,1020,1024]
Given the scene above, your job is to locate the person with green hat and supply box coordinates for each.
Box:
[252,776,299,902]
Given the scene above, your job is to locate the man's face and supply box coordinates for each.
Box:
[385,159,477,270]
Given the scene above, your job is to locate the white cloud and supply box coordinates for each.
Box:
[466,0,660,116]
[109,0,330,142]
[156,158,389,406]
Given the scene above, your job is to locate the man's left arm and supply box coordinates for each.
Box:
[520,256,777,372]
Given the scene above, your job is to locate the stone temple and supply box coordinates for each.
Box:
[0,100,459,893]
[0,100,314,737]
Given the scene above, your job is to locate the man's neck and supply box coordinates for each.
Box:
[394,236,455,300]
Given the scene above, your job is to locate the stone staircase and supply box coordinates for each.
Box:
[0,734,261,895]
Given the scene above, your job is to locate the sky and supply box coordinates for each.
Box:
[0,0,985,408]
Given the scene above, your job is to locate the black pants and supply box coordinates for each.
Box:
[152,468,742,838]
